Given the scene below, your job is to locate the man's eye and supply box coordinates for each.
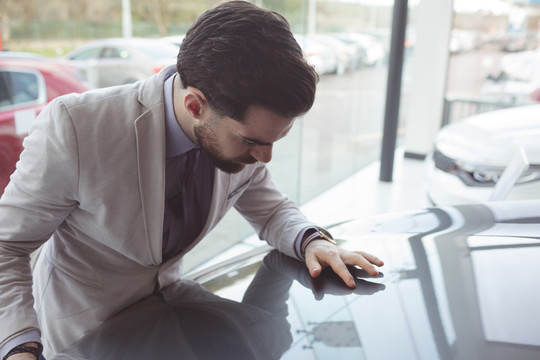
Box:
[241,138,255,146]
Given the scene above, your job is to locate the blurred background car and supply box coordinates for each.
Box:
[65,37,179,88]
[499,32,532,53]
[160,35,186,48]
[0,54,90,195]
[0,51,47,60]
[481,47,540,104]
[308,33,361,74]
[425,104,540,205]
[448,29,482,54]
[294,34,338,76]
[53,199,540,359]
[333,32,386,67]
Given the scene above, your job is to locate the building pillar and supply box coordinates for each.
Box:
[403,0,454,158]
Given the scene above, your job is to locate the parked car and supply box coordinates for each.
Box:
[426,104,540,205]
[448,29,481,54]
[50,200,540,360]
[160,35,186,47]
[0,56,90,195]
[65,38,179,88]
[0,51,46,60]
[481,47,540,104]
[333,32,386,66]
[294,34,338,76]
[308,33,360,74]
[499,33,530,52]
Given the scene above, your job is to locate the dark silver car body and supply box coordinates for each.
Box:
[51,200,540,360]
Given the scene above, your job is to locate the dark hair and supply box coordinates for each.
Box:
[177,1,318,121]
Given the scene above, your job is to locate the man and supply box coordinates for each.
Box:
[0,2,383,359]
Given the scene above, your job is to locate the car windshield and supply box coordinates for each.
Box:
[69,47,102,60]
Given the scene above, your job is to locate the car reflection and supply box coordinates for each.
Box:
[50,251,384,360]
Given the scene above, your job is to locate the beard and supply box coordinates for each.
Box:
[194,121,256,174]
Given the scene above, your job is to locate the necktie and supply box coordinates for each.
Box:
[163,148,207,260]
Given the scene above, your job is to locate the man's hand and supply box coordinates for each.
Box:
[304,239,384,288]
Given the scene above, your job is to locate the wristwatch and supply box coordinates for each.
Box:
[3,344,42,360]
[301,228,336,255]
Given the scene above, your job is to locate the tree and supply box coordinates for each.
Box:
[0,0,38,44]
[132,0,172,36]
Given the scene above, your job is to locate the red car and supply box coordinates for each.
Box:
[0,55,90,195]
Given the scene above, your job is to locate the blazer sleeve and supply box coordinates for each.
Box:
[233,163,316,260]
[0,98,80,347]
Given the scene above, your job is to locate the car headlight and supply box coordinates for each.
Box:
[432,149,540,187]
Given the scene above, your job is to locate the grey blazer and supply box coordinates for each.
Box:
[0,67,314,357]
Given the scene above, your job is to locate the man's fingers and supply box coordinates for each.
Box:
[325,253,357,288]
[343,251,384,276]
[305,254,322,278]
[358,251,385,267]
[308,246,357,288]
[304,240,384,288]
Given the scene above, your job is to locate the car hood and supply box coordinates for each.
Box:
[49,200,540,360]
[436,104,540,165]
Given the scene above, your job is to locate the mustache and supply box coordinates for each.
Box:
[241,156,257,164]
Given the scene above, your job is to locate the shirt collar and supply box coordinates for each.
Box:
[163,71,198,159]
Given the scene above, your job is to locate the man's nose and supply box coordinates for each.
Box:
[250,144,273,163]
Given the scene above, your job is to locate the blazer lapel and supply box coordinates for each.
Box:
[133,71,169,265]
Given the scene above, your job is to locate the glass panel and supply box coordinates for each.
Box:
[263,0,393,204]
[444,0,540,124]
[2,0,395,270]
[186,1,395,269]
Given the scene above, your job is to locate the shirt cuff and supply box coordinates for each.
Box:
[294,226,318,260]
[0,330,42,360]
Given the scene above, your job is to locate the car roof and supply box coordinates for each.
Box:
[0,57,76,73]
[75,37,172,47]
[0,51,46,59]
[0,57,90,96]
[65,37,180,59]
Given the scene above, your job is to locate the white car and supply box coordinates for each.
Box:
[160,35,186,47]
[426,104,540,205]
[481,47,540,104]
[308,33,360,74]
[334,32,386,66]
[65,38,179,88]
[293,34,338,75]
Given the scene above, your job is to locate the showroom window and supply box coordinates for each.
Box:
[1,0,419,268]
[193,0,404,266]
[444,0,540,124]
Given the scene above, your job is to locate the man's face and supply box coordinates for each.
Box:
[194,105,294,174]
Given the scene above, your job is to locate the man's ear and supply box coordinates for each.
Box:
[184,87,208,119]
